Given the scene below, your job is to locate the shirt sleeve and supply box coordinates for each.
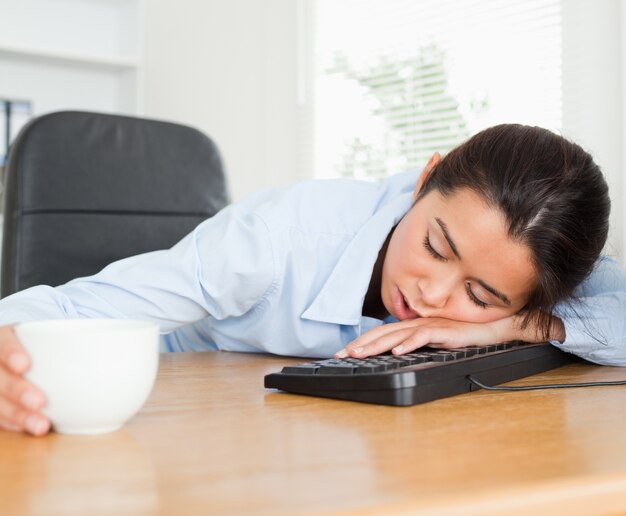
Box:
[0,205,276,333]
[552,256,626,366]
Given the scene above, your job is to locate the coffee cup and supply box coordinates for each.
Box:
[15,319,160,435]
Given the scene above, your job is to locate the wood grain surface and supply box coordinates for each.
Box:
[2,351,626,515]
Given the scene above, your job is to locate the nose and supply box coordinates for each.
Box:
[418,274,454,310]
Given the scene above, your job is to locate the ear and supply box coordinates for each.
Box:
[413,152,441,201]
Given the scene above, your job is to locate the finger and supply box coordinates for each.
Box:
[391,330,438,355]
[395,326,466,355]
[346,327,418,358]
[0,420,22,433]
[0,396,51,436]
[335,319,424,357]
[0,326,30,374]
[0,370,46,411]
[426,342,449,349]
[427,342,466,349]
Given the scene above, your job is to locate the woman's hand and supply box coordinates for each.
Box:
[334,315,565,359]
[0,326,50,435]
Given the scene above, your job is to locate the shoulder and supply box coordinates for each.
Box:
[576,255,626,296]
[246,171,419,235]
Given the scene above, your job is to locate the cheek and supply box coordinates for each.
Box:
[383,234,419,286]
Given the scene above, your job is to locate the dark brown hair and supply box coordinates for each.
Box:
[417,124,610,338]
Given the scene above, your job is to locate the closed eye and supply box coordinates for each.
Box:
[423,234,447,262]
[424,233,489,309]
[465,282,488,309]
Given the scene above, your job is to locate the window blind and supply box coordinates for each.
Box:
[312,0,562,180]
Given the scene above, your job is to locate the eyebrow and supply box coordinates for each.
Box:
[477,280,512,306]
[435,217,512,306]
[435,218,460,259]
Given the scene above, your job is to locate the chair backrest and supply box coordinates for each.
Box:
[1,110,230,297]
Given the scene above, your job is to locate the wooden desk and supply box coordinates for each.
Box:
[2,351,626,515]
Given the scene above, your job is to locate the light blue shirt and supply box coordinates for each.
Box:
[0,171,624,365]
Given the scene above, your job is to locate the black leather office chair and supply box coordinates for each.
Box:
[1,110,230,298]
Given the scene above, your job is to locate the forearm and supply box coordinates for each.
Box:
[0,208,276,333]
[0,234,210,330]
[553,294,626,366]
[0,285,82,326]
[491,302,625,367]
[546,256,626,366]
[491,314,565,344]
[0,247,209,331]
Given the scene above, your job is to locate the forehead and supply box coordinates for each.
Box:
[414,188,537,304]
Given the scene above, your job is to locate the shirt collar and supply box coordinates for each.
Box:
[301,191,414,326]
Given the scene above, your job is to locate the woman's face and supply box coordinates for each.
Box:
[381,186,537,324]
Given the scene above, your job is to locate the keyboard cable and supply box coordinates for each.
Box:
[467,375,626,391]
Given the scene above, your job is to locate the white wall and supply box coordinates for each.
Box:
[0,0,143,118]
[143,0,626,262]
[562,0,624,262]
[142,0,312,201]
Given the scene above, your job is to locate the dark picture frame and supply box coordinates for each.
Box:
[1,99,32,167]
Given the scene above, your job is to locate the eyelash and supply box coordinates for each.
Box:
[422,234,488,309]
[422,235,447,262]
[465,282,488,309]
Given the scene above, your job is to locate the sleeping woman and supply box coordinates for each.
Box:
[0,123,624,436]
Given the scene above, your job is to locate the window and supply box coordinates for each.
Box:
[312,0,562,180]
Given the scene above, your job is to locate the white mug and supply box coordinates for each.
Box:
[15,319,160,435]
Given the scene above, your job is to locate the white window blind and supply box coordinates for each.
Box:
[312,0,562,180]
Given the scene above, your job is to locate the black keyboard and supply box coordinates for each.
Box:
[264,341,578,406]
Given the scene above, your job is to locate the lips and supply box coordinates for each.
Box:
[393,287,419,320]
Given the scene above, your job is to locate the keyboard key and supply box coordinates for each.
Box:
[464,346,488,355]
[395,356,422,365]
[318,364,357,375]
[281,364,320,375]
[490,342,517,351]
[385,359,405,369]
[364,361,393,371]
[446,350,470,360]
[355,363,387,374]
[405,353,434,363]
[431,351,456,362]
[456,347,478,357]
